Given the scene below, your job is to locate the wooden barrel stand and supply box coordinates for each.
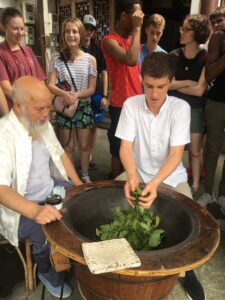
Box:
[75,262,178,300]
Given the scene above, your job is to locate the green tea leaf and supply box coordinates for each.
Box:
[96,187,165,251]
[136,186,142,196]
[148,229,165,248]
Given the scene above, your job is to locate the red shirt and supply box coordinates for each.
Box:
[0,41,46,109]
[102,32,141,108]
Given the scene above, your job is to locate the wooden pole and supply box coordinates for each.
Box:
[200,0,219,17]
[36,0,46,72]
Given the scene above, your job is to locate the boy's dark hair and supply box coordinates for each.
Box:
[0,7,23,27]
[141,52,176,81]
[115,0,140,21]
[209,6,225,21]
[186,14,210,44]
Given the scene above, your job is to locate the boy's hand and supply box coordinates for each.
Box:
[132,9,144,30]
[138,180,158,208]
[124,175,140,207]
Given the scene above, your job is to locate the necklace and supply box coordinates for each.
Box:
[183,46,200,71]
[183,48,189,71]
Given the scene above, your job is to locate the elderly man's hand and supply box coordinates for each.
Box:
[33,205,62,225]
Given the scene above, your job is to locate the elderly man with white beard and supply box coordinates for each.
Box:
[0,76,83,298]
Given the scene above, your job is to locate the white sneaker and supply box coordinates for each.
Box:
[197,193,213,208]
[82,175,92,184]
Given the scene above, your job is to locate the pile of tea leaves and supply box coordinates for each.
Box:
[96,187,165,251]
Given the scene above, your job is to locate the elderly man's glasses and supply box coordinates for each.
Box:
[179,26,193,34]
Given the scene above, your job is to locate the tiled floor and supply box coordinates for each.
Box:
[0,128,224,300]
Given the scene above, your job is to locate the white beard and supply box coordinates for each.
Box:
[20,106,49,138]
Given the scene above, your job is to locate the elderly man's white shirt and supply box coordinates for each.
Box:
[0,110,68,246]
[116,94,190,186]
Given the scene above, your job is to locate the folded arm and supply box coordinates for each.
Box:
[177,67,207,97]
[169,79,197,90]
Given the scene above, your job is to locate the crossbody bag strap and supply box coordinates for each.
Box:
[60,52,78,92]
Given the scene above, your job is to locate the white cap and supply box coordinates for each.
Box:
[83,15,96,29]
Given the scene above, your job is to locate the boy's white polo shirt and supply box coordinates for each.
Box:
[115,94,190,187]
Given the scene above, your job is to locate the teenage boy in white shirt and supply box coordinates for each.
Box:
[116,52,205,300]
[116,52,191,207]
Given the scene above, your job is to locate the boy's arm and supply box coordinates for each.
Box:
[120,139,140,207]
[103,10,144,66]
[140,145,185,208]
[205,31,225,82]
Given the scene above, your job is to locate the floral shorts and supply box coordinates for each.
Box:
[56,100,94,129]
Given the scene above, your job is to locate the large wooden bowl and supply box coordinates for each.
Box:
[43,180,220,300]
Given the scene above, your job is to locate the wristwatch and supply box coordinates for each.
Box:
[102,95,108,99]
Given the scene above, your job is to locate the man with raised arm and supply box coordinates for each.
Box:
[102,0,144,178]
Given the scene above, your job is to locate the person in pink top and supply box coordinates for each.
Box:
[0,87,8,116]
[101,0,144,178]
[0,7,46,110]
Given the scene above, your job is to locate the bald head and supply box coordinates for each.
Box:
[12,76,51,105]
[12,76,52,137]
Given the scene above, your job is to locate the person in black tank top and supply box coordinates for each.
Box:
[169,15,210,195]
